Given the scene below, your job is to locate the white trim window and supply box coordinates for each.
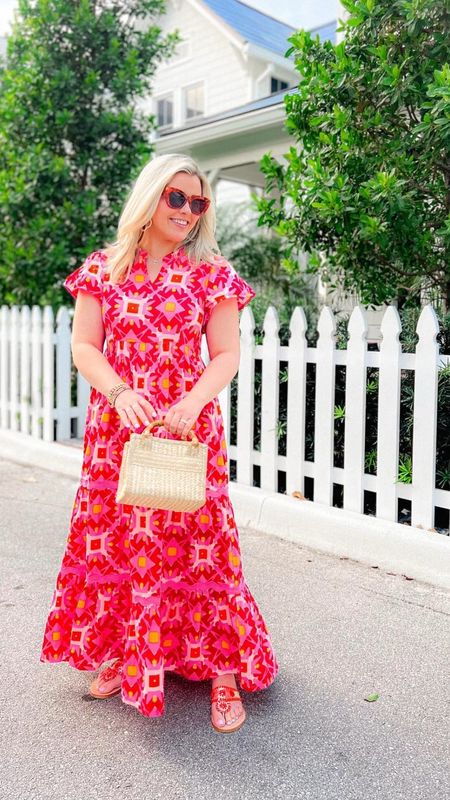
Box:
[270,77,289,94]
[183,82,204,121]
[156,94,174,130]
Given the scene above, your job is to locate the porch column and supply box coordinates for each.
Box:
[205,168,221,199]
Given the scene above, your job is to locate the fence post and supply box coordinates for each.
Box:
[31,306,43,439]
[236,306,256,486]
[286,306,308,496]
[260,305,280,492]
[411,305,440,528]
[314,306,336,505]
[42,305,55,442]
[10,306,20,432]
[19,305,32,436]
[0,306,9,429]
[55,306,73,441]
[377,306,402,521]
[343,305,368,513]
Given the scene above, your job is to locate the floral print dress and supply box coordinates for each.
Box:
[39,245,279,718]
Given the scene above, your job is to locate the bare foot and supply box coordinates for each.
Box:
[211,673,246,731]
[89,659,123,698]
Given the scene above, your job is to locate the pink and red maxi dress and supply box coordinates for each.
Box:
[39,245,279,718]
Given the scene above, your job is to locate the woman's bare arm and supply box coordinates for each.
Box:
[70,291,124,395]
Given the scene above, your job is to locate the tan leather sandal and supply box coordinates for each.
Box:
[89,660,123,699]
[210,684,246,733]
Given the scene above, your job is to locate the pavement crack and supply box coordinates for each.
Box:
[356,584,450,616]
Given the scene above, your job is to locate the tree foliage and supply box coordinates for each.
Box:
[0,0,179,306]
[256,0,450,309]
[216,200,318,329]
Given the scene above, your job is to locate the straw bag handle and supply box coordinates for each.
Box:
[141,419,200,445]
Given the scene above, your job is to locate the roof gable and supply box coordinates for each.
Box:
[201,0,296,56]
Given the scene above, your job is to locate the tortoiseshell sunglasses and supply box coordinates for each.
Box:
[162,186,210,216]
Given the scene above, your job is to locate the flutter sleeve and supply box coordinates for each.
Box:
[202,256,256,333]
[63,250,105,304]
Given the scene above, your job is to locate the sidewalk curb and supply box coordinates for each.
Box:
[230,484,450,590]
[2,429,449,591]
[1,429,83,477]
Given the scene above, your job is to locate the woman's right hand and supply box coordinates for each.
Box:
[114,388,159,429]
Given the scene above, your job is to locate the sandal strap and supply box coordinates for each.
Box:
[100,662,122,682]
[211,685,241,703]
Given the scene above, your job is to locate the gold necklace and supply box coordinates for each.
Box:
[145,254,164,282]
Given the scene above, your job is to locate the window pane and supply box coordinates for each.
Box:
[271,77,288,94]
[157,97,173,128]
[185,84,204,119]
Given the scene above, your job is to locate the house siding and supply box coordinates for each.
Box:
[149,0,252,125]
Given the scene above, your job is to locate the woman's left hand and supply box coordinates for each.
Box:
[163,396,204,438]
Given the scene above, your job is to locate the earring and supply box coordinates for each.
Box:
[137,219,152,243]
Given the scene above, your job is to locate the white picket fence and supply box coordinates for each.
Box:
[1,302,449,532]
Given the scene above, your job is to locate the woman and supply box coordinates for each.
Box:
[40,152,279,733]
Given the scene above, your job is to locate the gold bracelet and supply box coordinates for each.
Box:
[111,385,131,407]
[107,382,130,406]
[107,382,125,403]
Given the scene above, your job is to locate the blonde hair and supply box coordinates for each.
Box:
[103,153,220,283]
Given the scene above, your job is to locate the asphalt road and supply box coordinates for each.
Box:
[1,458,449,800]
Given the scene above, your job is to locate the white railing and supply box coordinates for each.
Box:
[1,302,449,532]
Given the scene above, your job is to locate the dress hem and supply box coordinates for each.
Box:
[39,652,279,694]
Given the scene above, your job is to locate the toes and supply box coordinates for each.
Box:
[224,704,243,726]
[211,710,225,726]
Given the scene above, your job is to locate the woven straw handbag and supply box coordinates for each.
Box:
[116,419,208,511]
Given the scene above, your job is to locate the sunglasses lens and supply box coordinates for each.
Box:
[168,190,187,209]
[191,198,208,215]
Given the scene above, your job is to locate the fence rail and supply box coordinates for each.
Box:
[1,302,449,533]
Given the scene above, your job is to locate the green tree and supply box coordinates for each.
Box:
[256,0,450,310]
[216,200,318,336]
[0,0,179,306]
